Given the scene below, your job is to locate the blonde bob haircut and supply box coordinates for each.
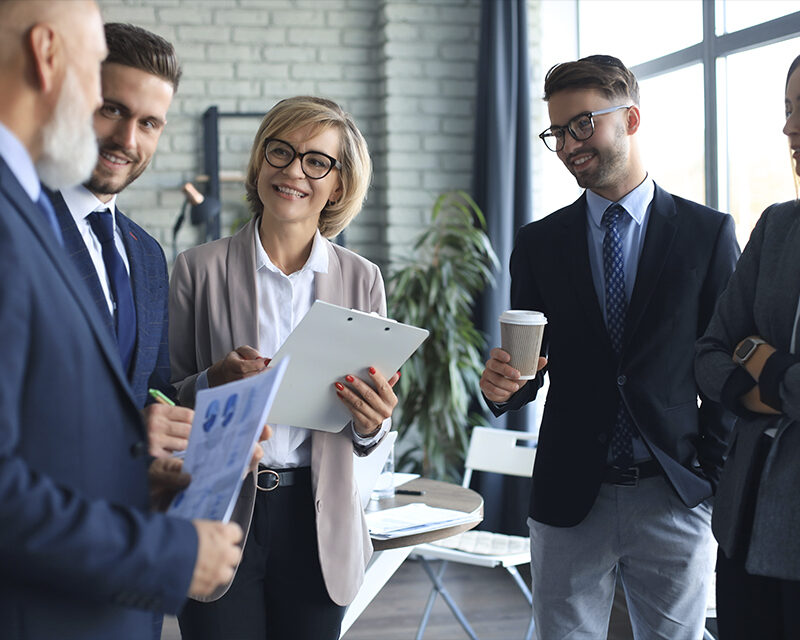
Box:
[245,96,372,238]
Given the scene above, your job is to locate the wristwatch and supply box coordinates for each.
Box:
[733,337,767,365]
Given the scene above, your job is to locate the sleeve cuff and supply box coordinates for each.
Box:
[352,416,390,446]
[759,351,797,411]
[196,369,209,391]
[720,365,757,416]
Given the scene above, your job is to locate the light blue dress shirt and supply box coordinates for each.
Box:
[585,176,654,323]
[0,121,42,203]
[585,176,655,462]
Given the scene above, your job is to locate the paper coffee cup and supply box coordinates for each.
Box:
[499,310,547,380]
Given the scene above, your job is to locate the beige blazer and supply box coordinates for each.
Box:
[169,217,385,606]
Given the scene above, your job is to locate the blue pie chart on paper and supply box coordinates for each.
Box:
[222,394,238,427]
[203,399,220,433]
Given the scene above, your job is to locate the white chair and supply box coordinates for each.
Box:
[411,426,537,640]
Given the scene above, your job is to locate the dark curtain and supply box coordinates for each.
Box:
[471,0,535,536]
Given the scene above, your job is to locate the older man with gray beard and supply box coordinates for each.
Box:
[0,2,244,638]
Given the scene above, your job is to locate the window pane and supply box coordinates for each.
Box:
[638,65,706,205]
[578,0,703,66]
[718,36,800,246]
[716,0,798,35]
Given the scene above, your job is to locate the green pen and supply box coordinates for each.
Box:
[148,388,175,406]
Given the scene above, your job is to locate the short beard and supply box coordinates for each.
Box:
[571,124,628,192]
[84,148,148,197]
[36,69,99,190]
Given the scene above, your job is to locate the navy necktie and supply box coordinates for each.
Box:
[36,191,64,246]
[87,209,136,373]
[602,203,635,466]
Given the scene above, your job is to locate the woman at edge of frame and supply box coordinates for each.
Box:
[695,54,800,640]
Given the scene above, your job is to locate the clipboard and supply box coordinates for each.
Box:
[267,300,429,431]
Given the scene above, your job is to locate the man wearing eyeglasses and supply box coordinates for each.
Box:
[480,55,740,638]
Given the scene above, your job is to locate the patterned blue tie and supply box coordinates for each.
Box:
[602,204,635,466]
[87,209,136,373]
[36,191,64,246]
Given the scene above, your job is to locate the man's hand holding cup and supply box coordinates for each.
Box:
[480,310,548,404]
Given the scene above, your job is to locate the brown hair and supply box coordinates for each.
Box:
[543,54,639,105]
[244,96,372,238]
[104,23,181,92]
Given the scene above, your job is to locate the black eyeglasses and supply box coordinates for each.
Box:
[538,105,631,152]
[263,138,341,180]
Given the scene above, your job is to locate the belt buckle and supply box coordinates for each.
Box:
[257,468,280,492]
[613,465,639,487]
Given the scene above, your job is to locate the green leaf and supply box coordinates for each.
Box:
[388,191,499,482]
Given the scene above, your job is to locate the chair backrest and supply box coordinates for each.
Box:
[462,426,537,487]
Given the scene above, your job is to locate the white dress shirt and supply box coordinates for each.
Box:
[254,227,327,468]
[59,185,129,317]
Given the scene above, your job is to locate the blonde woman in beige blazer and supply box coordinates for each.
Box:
[169,97,398,640]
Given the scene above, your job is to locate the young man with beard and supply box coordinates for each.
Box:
[48,22,191,458]
[480,55,740,638]
[0,2,243,638]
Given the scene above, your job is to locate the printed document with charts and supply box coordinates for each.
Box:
[167,359,289,523]
[366,503,480,540]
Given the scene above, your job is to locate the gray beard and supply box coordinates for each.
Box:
[36,69,98,190]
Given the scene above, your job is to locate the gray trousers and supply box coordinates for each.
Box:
[529,476,714,640]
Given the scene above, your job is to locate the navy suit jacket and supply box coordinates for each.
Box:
[49,189,173,408]
[0,158,196,640]
[491,184,740,527]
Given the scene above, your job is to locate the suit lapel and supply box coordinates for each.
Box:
[315,241,344,306]
[771,203,800,349]
[624,184,677,351]
[563,197,610,347]
[226,218,260,349]
[118,210,145,377]
[49,189,115,338]
[0,160,137,410]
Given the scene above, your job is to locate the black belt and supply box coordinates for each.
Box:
[256,465,311,492]
[603,460,661,487]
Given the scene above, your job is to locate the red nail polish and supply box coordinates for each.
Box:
[396,370,401,378]
[335,382,344,391]
[369,367,376,375]
[264,358,271,366]
[336,391,343,398]
[345,375,354,383]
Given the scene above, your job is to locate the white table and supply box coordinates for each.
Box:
[340,478,483,637]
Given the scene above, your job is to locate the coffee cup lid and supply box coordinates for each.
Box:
[499,309,547,325]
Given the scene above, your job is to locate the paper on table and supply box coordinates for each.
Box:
[392,472,420,488]
[366,503,480,540]
[167,359,289,523]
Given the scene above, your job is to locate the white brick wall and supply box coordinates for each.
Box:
[95,0,482,271]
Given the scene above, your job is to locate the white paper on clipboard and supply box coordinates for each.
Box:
[267,300,429,431]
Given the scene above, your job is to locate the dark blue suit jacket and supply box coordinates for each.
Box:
[491,184,740,527]
[49,189,173,408]
[0,157,196,640]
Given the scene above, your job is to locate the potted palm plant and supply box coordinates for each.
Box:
[388,190,498,481]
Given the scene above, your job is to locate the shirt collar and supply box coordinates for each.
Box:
[586,174,654,229]
[0,121,41,202]
[60,184,118,228]
[254,224,329,275]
